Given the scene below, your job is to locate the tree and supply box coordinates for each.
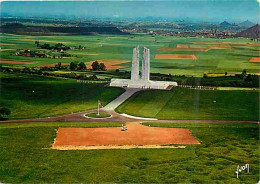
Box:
[70,62,78,70]
[91,61,100,71]
[55,62,62,69]
[0,107,10,120]
[35,41,40,47]
[99,63,106,71]
[241,69,247,79]
[78,62,86,70]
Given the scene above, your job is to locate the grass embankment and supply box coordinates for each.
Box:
[116,88,259,121]
[86,113,111,118]
[0,73,124,120]
[0,122,258,183]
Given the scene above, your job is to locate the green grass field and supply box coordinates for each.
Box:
[116,88,259,120]
[1,33,259,77]
[0,73,124,119]
[86,112,111,118]
[0,122,258,183]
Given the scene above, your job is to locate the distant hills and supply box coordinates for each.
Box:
[219,20,255,28]
[220,21,231,26]
[239,20,255,27]
[0,23,126,35]
[236,24,260,40]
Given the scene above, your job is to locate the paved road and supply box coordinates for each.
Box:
[102,88,143,111]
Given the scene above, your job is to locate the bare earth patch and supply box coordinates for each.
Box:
[86,59,130,70]
[52,123,199,150]
[209,45,232,49]
[155,54,197,60]
[249,57,260,63]
[53,145,186,150]
[0,43,17,45]
[177,44,189,48]
[0,60,35,64]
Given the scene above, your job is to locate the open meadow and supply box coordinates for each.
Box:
[0,122,258,183]
[116,88,259,121]
[0,73,124,119]
[1,33,259,77]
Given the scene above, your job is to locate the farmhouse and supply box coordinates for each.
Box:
[110,46,177,89]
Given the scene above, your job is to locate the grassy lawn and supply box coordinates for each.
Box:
[0,73,124,120]
[86,112,111,118]
[116,88,259,121]
[0,122,258,183]
[1,33,259,77]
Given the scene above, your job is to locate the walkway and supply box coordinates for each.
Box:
[102,88,142,111]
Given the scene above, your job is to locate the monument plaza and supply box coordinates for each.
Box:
[110,46,178,89]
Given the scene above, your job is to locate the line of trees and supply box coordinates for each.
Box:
[69,62,87,71]
[35,41,70,51]
[0,107,10,120]
[0,65,109,81]
[149,70,260,88]
[91,61,106,71]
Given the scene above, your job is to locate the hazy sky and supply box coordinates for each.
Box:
[1,0,259,23]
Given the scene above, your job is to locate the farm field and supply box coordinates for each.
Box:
[0,122,258,183]
[116,88,259,121]
[0,73,124,119]
[0,33,259,77]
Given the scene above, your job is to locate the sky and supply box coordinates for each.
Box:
[1,0,259,23]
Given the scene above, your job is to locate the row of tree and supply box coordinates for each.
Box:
[0,107,10,120]
[0,65,109,82]
[35,41,70,51]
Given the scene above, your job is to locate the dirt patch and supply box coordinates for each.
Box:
[177,44,189,48]
[209,45,232,49]
[155,54,197,60]
[0,43,17,45]
[249,57,260,63]
[0,60,35,64]
[86,59,130,70]
[157,47,210,52]
[52,123,199,150]
[53,145,186,150]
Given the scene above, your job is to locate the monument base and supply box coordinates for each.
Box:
[110,78,178,90]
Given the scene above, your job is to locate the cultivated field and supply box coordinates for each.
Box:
[154,54,197,60]
[0,33,259,77]
[0,122,258,183]
[116,88,259,120]
[0,73,124,119]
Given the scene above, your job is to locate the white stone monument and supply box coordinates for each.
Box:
[110,46,177,89]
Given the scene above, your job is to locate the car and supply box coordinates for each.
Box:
[121,126,128,131]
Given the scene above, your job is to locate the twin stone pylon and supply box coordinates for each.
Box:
[109,45,177,89]
[131,46,150,81]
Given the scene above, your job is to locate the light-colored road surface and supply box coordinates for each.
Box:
[102,88,142,111]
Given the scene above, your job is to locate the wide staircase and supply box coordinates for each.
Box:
[102,88,142,111]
